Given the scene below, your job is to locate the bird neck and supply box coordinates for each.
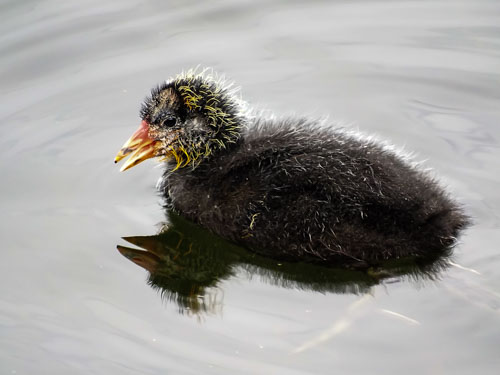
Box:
[167,128,243,172]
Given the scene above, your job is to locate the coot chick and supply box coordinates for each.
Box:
[115,70,468,266]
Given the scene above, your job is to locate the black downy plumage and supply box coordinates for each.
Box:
[116,69,469,266]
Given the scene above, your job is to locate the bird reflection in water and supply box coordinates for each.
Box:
[118,211,453,315]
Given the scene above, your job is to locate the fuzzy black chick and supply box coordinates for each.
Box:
[115,70,468,266]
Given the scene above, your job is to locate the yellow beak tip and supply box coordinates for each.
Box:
[114,152,127,164]
[115,122,160,172]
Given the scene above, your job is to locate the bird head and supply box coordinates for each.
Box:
[115,70,245,171]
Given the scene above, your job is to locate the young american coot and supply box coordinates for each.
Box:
[115,70,468,265]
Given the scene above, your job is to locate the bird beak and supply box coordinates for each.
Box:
[115,120,160,172]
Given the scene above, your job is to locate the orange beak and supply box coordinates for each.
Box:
[115,120,160,172]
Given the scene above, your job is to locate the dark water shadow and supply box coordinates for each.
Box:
[117,211,452,315]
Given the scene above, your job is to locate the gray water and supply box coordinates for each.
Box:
[1,0,500,374]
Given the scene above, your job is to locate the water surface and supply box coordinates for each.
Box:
[1,0,499,374]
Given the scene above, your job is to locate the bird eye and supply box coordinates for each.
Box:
[163,117,177,127]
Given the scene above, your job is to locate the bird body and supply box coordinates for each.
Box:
[116,70,468,266]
